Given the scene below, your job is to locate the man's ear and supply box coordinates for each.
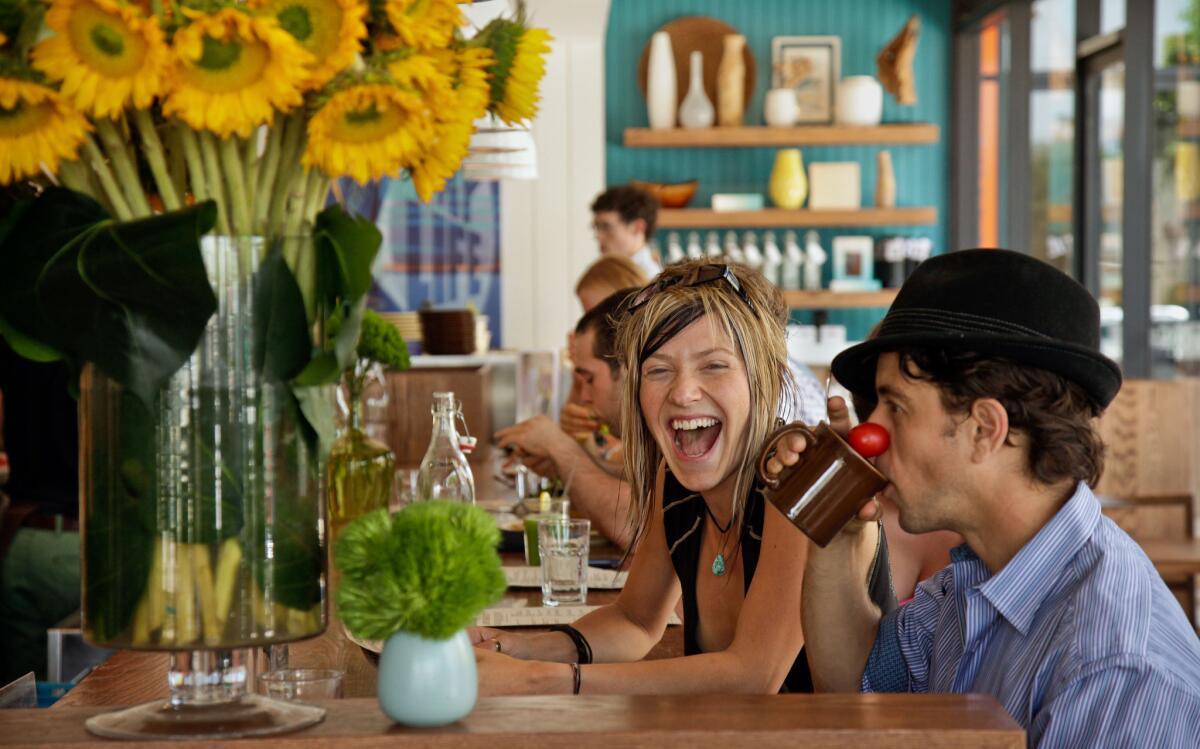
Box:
[630,218,648,240]
[967,398,1009,463]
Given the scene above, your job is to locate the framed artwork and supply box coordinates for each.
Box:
[771,35,841,124]
[832,235,876,282]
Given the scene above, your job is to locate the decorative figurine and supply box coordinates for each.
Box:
[742,232,763,270]
[762,231,783,287]
[717,34,747,126]
[679,51,716,129]
[804,230,827,291]
[782,230,804,290]
[686,231,704,259]
[877,15,920,105]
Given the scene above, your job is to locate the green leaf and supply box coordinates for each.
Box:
[334,298,367,371]
[313,204,382,309]
[292,353,341,387]
[34,201,218,405]
[0,316,62,363]
[253,248,311,381]
[293,384,337,458]
[0,188,109,358]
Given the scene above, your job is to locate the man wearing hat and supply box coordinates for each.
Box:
[785,250,1200,745]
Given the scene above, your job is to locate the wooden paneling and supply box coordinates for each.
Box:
[657,207,938,229]
[782,290,899,309]
[623,124,941,148]
[21,694,1025,747]
[385,367,492,472]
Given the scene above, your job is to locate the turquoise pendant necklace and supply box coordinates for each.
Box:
[703,502,732,576]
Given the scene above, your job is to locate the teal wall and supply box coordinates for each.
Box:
[604,0,952,335]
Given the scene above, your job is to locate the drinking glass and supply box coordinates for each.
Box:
[524,498,569,566]
[537,518,590,606]
[257,669,344,703]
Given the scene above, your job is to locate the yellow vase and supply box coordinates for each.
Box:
[769,149,807,209]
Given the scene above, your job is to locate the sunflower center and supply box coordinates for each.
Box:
[332,98,408,143]
[345,105,381,125]
[0,100,54,136]
[89,23,125,56]
[197,35,243,71]
[277,5,314,43]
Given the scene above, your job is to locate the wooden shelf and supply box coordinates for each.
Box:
[624,123,941,148]
[1178,120,1200,138]
[783,289,899,309]
[658,207,937,229]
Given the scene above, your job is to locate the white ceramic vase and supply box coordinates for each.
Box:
[647,32,677,130]
[377,629,477,727]
[764,88,799,127]
[836,76,884,126]
[679,51,715,129]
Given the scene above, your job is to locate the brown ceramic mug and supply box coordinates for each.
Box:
[756,421,889,547]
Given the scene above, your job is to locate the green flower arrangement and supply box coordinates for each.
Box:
[335,501,506,641]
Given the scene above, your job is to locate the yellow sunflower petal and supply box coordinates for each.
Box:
[303,83,433,184]
[494,27,551,124]
[31,0,171,119]
[383,0,463,51]
[164,8,312,139]
[253,0,366,90]
[0,77,91,185]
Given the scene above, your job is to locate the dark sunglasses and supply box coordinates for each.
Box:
[627,264,755,314]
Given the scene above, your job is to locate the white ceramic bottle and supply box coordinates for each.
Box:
[666,231,686,264]
[678,51,715,129]
[686,231,704,259]
[781,230,804,290]
[742,232,763,270]
[724,230,744,263]
[762,231,783,286]
[705,231,723,257]
[647,32,677,130]
[804,230,827,291]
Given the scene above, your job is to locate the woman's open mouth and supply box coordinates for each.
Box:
[670,416,722,460]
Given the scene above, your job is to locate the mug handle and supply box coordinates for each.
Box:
[756,422,820,490]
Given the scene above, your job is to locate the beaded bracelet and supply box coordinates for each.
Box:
[549,624,593,664]
[569,662,582,695]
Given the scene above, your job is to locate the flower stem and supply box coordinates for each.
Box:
[133,110,181,211]
[268,113,306,235]
[82,135,134,221]
[178,125,209,207]
[302,172,330,225]
[243,132,260,226]
[96,118,153,216]
[218,136,251,236]
[199,131,231,235]
[58,159,96,202]
[255,119,285,229]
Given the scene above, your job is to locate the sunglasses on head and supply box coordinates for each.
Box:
[627,264,755,314]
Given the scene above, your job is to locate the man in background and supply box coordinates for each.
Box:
[590,186,662,278]
[497,291,635,550]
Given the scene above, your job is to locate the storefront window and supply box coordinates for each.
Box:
[1097,62,1125,366]
[1030,0,1076,275]
[978,16,1009,248]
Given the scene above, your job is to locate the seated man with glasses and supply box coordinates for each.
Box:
[591,186,662,278]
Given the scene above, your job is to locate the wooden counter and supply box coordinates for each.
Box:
[7,694,1025,748]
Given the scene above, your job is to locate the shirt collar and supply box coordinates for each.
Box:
[973,482,1101,635]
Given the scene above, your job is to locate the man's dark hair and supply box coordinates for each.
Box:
[575,288,638,375]
[895,347,1105,487]
[590,186,659,240]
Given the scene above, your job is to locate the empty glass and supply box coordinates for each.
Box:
[257,669,344,703]
[537,518,590,606]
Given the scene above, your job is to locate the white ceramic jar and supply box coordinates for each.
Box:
[836,76,884,126]
[646,32,677,130]
[764,88,799,127]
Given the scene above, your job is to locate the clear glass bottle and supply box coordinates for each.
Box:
[416,392,475,504]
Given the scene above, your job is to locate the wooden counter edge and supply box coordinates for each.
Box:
[6,694,1024,748]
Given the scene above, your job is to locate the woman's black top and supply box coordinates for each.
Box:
[661,466,896,693]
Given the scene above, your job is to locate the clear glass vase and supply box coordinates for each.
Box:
[79,236,328,739]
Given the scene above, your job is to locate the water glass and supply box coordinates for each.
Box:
[537,518,590,606]
[257,669,344,703]
[524,498,569,566]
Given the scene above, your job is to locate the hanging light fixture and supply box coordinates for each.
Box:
[462,115,538,181]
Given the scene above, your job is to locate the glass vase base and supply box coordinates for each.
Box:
[84,694,325,740]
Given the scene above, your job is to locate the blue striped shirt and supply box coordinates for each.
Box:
[861,482,1200,747]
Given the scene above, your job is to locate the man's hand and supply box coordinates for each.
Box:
[496,415,571,463]
[561,402,601,436]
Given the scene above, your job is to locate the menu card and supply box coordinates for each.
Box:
[503,566,628,589]
[476,605,681,628]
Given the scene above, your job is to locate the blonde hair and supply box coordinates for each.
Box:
[616,260,792,548]
[575,255,649,299]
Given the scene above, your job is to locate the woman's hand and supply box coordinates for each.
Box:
[469,626,537,660]
[474,647,571,697]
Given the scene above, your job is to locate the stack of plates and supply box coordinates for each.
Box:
[378,311,422,344]
[419,309,477,355]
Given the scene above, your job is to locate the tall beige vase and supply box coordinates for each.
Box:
[875,150,896,207]
[769,149,807,209]
[717,34,746,127]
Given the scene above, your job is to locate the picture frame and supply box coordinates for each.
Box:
[771,35,841,124]
[831,235,876,284]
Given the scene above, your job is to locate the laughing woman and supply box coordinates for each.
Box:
[471,259,893,695]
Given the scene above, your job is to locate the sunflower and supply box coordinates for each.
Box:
[31,0,171,119]
[383,0,463,51]
[164,7,311,139]
[473,18,551,125]
[253,0,367,90]
[429,44,492,123]
[304,82,433,184]
[386,53,471,202]
[0,77,91,185]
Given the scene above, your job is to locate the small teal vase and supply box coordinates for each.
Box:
[377,629,477,726]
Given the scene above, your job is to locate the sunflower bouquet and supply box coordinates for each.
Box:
[0,0,551,653]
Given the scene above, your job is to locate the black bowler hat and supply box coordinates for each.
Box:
[830,249,1122,408]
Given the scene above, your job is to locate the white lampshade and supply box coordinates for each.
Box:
[462,115,538,181]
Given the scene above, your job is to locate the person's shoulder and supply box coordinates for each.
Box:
[1056,518,1200,682]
